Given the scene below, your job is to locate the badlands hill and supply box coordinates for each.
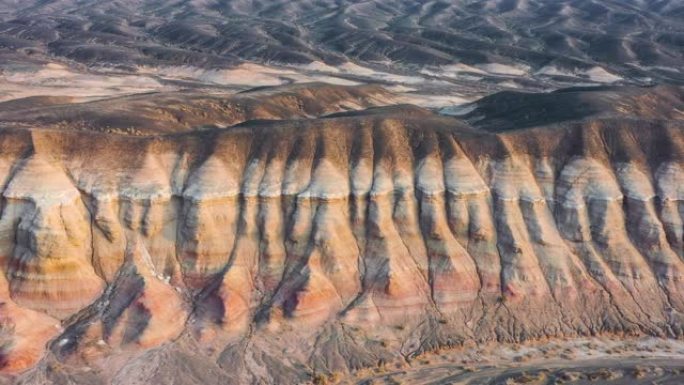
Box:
[0,0,682,84]
[0,0,683,100]
[0,83,681,384]
[0,0,683,383]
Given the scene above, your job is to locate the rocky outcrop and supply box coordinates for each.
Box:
[0,85,682,384]
[1,156,105,319]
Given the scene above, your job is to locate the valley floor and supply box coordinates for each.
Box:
[349,337,684,385]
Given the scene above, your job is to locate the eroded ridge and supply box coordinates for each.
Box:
[0,107,682,383]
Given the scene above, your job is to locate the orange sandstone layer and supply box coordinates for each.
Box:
[0,89,682,383]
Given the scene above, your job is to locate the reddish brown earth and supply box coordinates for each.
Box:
[0,83,681,384]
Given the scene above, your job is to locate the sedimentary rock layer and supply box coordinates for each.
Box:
[0,86,682,384]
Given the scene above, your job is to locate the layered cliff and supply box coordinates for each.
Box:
[0,84,683,384]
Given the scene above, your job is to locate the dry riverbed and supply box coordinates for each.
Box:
[344,337,684,385]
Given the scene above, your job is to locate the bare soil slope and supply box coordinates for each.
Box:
[0,83,681,384]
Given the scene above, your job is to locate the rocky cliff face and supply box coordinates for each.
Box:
[0,84,682,384]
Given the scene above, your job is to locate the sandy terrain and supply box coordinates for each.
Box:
[351,338,684,385]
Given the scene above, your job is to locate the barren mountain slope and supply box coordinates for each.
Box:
[1,0,683,93]
[0,83,397,134]
[0,83,681,384]
[1,0,683,73]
